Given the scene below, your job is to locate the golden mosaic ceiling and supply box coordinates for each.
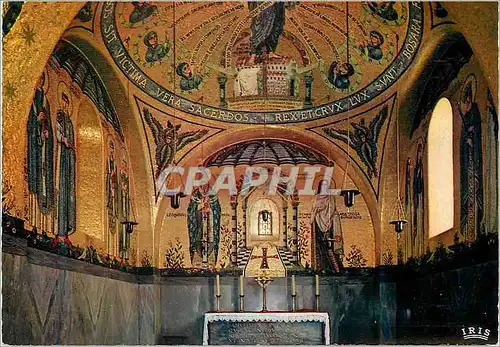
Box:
[101,2,423,123]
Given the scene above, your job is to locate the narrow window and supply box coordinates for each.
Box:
[428,98,454,237]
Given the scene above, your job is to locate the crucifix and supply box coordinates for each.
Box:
[255,271,273,312]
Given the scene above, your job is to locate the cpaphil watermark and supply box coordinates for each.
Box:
[461,326,491,341]
[156,165,342,197]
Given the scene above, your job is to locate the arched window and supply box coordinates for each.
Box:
[258,210,272,235]
[428,98,454,238]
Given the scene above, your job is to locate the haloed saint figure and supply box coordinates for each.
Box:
[247,1,297,65]
[187,185,221,266]
[106,138,119,234]
[311,180,344,273]
[27,72,54,220]
[459,80,484,242]
[56,92,76,237]
[119,155,131,258]
[413,144,424,256]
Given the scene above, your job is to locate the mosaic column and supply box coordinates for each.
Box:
[303,74,314,108]
[218,73,228,109]
[231,201,238,266]
[242,199,247,248]
[282,203,288,248]
[292,201,299,263]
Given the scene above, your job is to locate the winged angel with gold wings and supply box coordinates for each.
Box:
[143,107,208,178]
[323,105,388,179]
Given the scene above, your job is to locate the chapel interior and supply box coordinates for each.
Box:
[2,1,498,345]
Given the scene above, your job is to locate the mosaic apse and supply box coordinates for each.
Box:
[101,2,423,123]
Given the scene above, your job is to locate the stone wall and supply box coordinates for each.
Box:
[3,234,392,345]
[156,275,393,344]
[4,233,497,345]
[2,235,150,345]
[395,261,499,344]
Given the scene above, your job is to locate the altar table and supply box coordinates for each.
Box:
[203,312,330,345]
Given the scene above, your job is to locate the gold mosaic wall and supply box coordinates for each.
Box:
[3,2,498,269]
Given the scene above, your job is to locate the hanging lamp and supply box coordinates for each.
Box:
[168,167,186,209]
[122,60,139,234]
[340,2,360,209]
[389,34,407,234]
[121,187,138,233]
[169,4,185,210]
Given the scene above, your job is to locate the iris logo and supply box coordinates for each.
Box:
[461,327,490,341]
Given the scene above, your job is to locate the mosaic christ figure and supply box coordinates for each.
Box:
[247,2,297,65]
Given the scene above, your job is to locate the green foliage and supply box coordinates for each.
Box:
[2,182,13,214]
[397,247,403,264]
[286,221,311,265]
[165,237,185,269]
[346,245,367,267]
[382,249,394,265]
[297,220,310,263]
[218,223,232,269]
[427,240,453,264]
[141,250,153,268]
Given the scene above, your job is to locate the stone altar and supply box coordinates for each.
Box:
[203,312,330,345]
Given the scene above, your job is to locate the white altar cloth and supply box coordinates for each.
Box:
[203,312,330,345]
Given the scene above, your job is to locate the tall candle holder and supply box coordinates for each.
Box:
[216,294,221,312]
[291,274,297,312]
[315,274,320,312]
[215,274,221,312]
[239,275,245,312]
[239,294,244,312]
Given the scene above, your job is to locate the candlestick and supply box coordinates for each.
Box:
[315,274,319,296]
[216,274,220,296]
[315,294,320,312]
[239,275,244,296]
[262,287,268,311]
[239,294,244,312]
[216,294,221,312]
[291,275,296,296]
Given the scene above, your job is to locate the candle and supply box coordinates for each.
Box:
[239,275,244,296]
[315,274,319,296]
[292,275,296,296]
[216,274,220,296]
